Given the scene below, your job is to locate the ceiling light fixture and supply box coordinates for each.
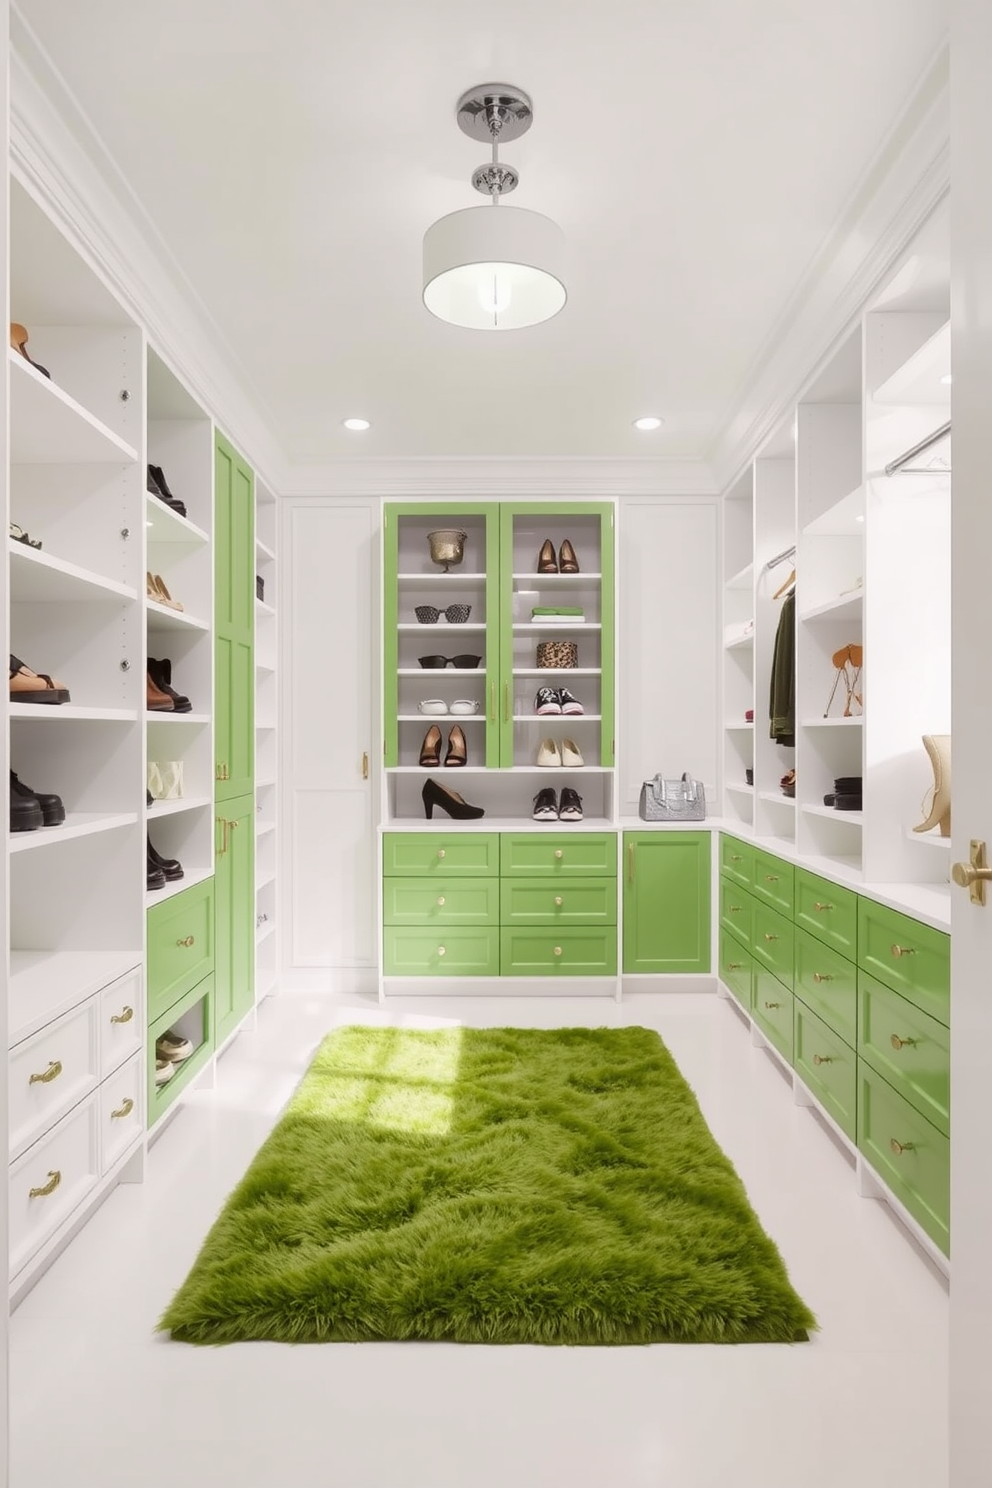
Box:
[342,417,371,431]
[633,416,663,431]
[423,85,566,331]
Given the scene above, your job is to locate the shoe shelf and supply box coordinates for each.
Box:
[801,717,863,728]
[726,783,754,796]
[397,713,485,722]
[511,571,602,584]
[514,713,602,722]
[256,819,277,838]
[147,794,213,820]
[145,600,210,632]
[9,350,139,465]
[513,622,601,633]
[145,711,211,725]
[513,667,601,677]
[9,950,142,1049]
[725,562,754,591]
[256,919,277,947]
[145,496,209,546]
[10,703,138,722]
[397,622,486,633]
[906,828,953,851]
[256,537,276,563]
[801,802,864,826]
[397,667,484,676]
[10,811,139,853]
[758,791,796,808]
[724,633,754,652]
[255,597,276,618]
[799,591,863,623]
[145,863,213,912]
[9,542,137,605]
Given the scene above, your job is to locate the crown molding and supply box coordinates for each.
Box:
[709,46,950,492]
[277,456,718,499]
[9,10,294,494]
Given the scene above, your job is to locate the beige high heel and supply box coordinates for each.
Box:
[913,734,951,837]
[147,572,184,611]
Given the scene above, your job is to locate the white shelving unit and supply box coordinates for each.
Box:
[254,476,279,1004]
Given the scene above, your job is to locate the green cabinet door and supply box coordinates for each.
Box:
[214,793,255,1047]
[215,432,255,801]
[622,831,711,974]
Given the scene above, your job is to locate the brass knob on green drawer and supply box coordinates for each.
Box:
[29,1170,61,1199]
[764,874,779,883]
[764,1001,780,1010]
[764,933,778,942]
[111,1097,134,1120]
[813,973,833,984]
[812,1054,832,1066]
[29,1060,62,1086]
[890,944,916,958]
[554,850,563,860]
[437,946,446,957]
[727,962,742,971]
[176,936,195,948]
[437,849,446,860]
[436,896,445,907]
[554,896,563,907]
[813,902,833,912]
[890,1033,917,1051]
[553,946,563,957]
[890,1138,915,1156]
[730,854,742,862]
[729,905,742,913]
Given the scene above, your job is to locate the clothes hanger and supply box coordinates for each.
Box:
[772,567,796,601]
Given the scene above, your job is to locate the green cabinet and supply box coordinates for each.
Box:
[147,879,215,1022]
[383,502,615,771]
[622,831,711,975]
[215,432,255,800]
[214,794,255,1047]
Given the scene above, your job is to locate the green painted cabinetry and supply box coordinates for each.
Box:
[147,879,215,1021]
[622,832,711,975]
[215,432,255,801]
[215,794,255,1048]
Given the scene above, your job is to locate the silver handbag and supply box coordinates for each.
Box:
[638,773,706,822]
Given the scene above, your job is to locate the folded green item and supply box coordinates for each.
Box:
[531,606,584,616]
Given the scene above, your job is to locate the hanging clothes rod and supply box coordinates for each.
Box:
[763,544,796,572]
[885,420,951,477]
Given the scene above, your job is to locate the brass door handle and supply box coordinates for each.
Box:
[554,896,563,907]
[504,682,510,723]
[812,1054,832,1066]
[362,751,369,780]
[952,840,992,905]
[628,842,635,882]
[764,934,778,942]
[176,935,195,948]
[813,902,833,912]
[890,1033,917,1051]
[489,681,496,723]
[730,854,742,862]
[764,1001,780,1010]
[110,1006,134,1025]
[764,875,779,883]
[216,762,229,781]
[890,944,916,958]
[217,816,229,855]
[727,962,742,971]
[729,905,742,913]
[29,1170,61,1199]
[812,973,833,984]
[890,1138,915,1156]
[29,1060,63,1086]
[111,1097,134,1120]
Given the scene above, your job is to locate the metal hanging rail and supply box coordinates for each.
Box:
[885,420,952,477]
[763,544,796,572]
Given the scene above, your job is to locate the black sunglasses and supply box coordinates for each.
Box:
[414,604,472,625]
[417,655,482,669]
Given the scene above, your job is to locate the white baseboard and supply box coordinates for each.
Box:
[277,967,379,997]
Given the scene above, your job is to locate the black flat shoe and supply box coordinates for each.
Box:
[11,771,65,826]
[533,787,558,822]
[422,778,485,820]
[558,787,584,822]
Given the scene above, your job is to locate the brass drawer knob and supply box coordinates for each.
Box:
[554,896,563,907]
[764,1001,780,1010]
[812,973,833,984]
[890,944,916,958]
[554,849,563,860]
[436,896,446,907]
[729,905,742,913]
[890,1033,917,1051]
[730,854,742,862]
[437,946,446,957]
[727,962,742,971]
[764,933,778,942]
[890,1138,915,1156]
[29,1169,61,1199]
[110,1006,134,1025]
[812,1054,832,1066]
[111,1097,134,1120]
[553,946,563,957]
[813,901,833,912]
[437,849,446,860]
[176,935,195,948]
[29,1059,63,1086]
[764,874,779,883]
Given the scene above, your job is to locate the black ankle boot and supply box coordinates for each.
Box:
[147,656,192,713]
[11,770,65,826]
[10,772,43,831]
[148,835,184,881]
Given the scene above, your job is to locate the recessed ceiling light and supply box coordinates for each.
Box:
[342,417,371,431]
[941,374,952,385]
[633,416,663,431]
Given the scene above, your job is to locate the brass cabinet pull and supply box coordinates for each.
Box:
[890,944,916,958]
[730,854,742,862]
[436,896,446,907]
[764,1001,780,1010]
[437,848,446,860]
[437,946,446,957]
[554,896,563,907]
[176,935,195,948]
[890,1033,917,1051]
[229,819,240,830]
[764,933,778,942]
[727,961,742,971]
[812,973,833,984]
[362,751,369,781]
[764,874,779,883]
[489,681,496,723]
[217,816,229,855]
[813,902,833,912]
[110,1006,134,1025]
[111,1097,134,1120]
[729,905,742,913]
[216,762,229,781]
[628,842,635,882]
[812,1054,832,1066]
[504,681,510,723]
[554,849,563,860]
[553,946,563,957]
[29,1060,63,1086]
[29,1170,61,1199]
[890,1138,915,1156]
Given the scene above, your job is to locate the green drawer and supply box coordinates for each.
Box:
[858,1063,949,1254]
[751,848,794,917]
[147,879,215,1022]
[500,833,617,877]
[793,1000,856,1141]
[382,926,500,977]
[382,832,499,877]
[720,834,752,889]
[719,930,752,1012]
[794,869,857,960]
[857,899,949,1025]
[382,877,499,926]
[500,877,616,927]
[794,926,857,1048]
[751,899,794,988]
[858,972,949,1137]
[752,968,794,1063]
[719,877,753,947]
[499,927,617,977]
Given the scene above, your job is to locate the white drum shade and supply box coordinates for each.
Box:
[423,205,566,330]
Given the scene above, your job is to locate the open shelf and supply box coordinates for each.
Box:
[256,538,276,561]
[10,811,138,852]
[145,864,213,911]
[147,794,213,819]
[726,783,754,797]
[255,598,276,618]
[398,622,486,633]
[145,711,211,725]
[758,791,796,809]
[10,704,137,722]
[9,542,136,604]
[906,827,952,851]
[145,600,210,632]
[398,572,486,586]
[801,717,863,729]
[513,622,601,633]
[256,819,277,838]
[873,320,950,406]
[9,350,138,464]
[726,562,754,591]
[725,722,754,732]
[724,633,754,652]
[256,866,277,890]
[512,572,601,584]
[514,667,601,677]
[256,921,277,946]
[799,590,863,623]
[801,803,864,826]
[146,497,209,546]
[802,484,864,537]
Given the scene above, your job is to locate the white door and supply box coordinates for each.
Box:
[949,10,992,1482]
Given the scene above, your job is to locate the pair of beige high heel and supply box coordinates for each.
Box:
[146,572,184,611]
[913,734,951,838]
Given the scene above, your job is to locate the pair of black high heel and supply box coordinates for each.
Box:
[420,724,467,768]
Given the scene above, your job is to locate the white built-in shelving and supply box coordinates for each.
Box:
[254,476,279,1006]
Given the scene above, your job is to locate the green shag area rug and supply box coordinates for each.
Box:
[160,1025,815,1346]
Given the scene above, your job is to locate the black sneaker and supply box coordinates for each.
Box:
[535,687,562,715]
[557,687,584,716]
[532,787,559,821]
[10,770,65,826]
[559,787,584,822]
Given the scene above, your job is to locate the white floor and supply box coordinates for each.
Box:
[9,990,948,1488]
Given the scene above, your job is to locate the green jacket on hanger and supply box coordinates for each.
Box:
[769,588,796,747]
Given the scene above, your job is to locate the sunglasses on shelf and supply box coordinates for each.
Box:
[414,604,472,625]
[417,655,482,669]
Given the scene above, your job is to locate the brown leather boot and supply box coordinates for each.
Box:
[147,671,174,711]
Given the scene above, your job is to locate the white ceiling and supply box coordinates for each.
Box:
[14,0,948,464]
